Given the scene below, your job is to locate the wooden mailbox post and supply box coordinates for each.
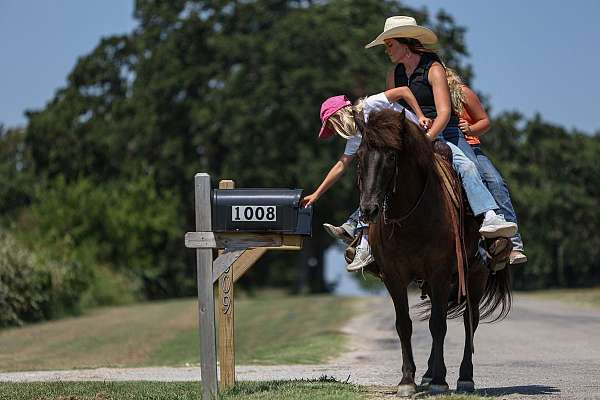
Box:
[184,173,308,399]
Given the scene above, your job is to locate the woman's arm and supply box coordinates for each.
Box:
[384,87,425,118]
[301,154,354,207]
[384,87,431,128]
[459,85,490,137]
[386,67,395,90]
[426,63,452,140]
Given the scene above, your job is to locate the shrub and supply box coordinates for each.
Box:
[29,174,186,300]
[0,232,91,327]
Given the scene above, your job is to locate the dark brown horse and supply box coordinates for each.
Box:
[356,109,512,396]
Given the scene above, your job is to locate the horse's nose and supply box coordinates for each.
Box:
[361,204,379,223]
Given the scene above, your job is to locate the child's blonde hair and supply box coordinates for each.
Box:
[446,68,466,116]
[328,98,366,139]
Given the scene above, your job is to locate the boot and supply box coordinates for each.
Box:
[323,223,353,244]
[509,250,527,265]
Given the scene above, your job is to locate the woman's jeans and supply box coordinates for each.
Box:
[471,146,524,250]
[341,208,365,236]
[437,139,498,216]
[441,127,524,251]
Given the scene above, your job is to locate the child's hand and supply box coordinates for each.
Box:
[458,118,471,134]
[419,117,432,130]
[301,193,318,208]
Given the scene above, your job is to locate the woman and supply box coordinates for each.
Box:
[447,68,527,264]
[304,89,517,271]
[323,16,518,270]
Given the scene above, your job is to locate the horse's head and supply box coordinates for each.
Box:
[356,109,409,223]
[356,145,396,223]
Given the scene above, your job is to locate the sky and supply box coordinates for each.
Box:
[1,1,599,134]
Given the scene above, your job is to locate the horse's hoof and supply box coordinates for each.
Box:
[420,377,432,387]
[456,380,475,393]
[428,383,449,394]
[397,383,417,397]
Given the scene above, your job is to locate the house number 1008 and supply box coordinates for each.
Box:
[232,206,277,222]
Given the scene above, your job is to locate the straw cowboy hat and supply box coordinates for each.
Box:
[365,16,438,48]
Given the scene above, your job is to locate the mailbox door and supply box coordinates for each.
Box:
[212,189,307,233]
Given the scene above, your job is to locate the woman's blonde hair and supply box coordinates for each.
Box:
[446,68,466,116]
[328,98,366,139]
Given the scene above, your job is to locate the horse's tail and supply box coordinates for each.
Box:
[476,267,512,322]
[416,267,512,322]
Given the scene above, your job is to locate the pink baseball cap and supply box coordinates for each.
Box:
[318,95,352,139]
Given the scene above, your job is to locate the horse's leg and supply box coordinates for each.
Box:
[457,268,486,392]
[428,279,451,393]
[420,284,434,387]
[384,280,416,397]
[421,345,434,386]
[456,303,480,392]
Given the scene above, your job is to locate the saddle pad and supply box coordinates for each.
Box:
[433,153,462,212]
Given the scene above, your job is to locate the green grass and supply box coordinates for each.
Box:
[0,381,502,400]
[0,380,367,400]
[0,294,360,371]
[523,287,600,308]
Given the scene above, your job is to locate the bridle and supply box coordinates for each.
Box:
[353,109,428,228]
[383,152,430,226]
[358,150,429,227]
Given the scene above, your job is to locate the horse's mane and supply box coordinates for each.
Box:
[361,109,434,170]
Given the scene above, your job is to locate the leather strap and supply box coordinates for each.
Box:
[434,155,467,299]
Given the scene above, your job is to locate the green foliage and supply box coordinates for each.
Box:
[16,0,471,299]
[483,113,600,289]
[2,0,595,326]
[0,232,91,327]
[0,127,34,218]
[28,173,186,298]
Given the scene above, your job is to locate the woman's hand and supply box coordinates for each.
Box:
[419,116,433,130]
[458,118,472,135]
[301,192,318,208]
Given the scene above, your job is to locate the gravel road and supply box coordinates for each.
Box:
[1,294,599,399]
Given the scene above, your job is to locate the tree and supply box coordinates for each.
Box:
[483,112,600,289]
[19,0,472,298]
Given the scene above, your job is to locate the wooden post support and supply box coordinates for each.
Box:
[232,248,268,283]
[217,180,235,389]
[195,173,218,400]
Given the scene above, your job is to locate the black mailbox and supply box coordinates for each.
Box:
[211,188,312,235]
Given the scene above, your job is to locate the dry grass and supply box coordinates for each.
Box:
[522,287,600,309]
[0,294,359,372]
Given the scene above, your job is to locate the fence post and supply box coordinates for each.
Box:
[195,173,218,399]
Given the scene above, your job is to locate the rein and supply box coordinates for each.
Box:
[382,154,430,227]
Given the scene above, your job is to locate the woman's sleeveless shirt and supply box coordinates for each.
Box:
[394,54,459,127]
[460,106,480,145]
